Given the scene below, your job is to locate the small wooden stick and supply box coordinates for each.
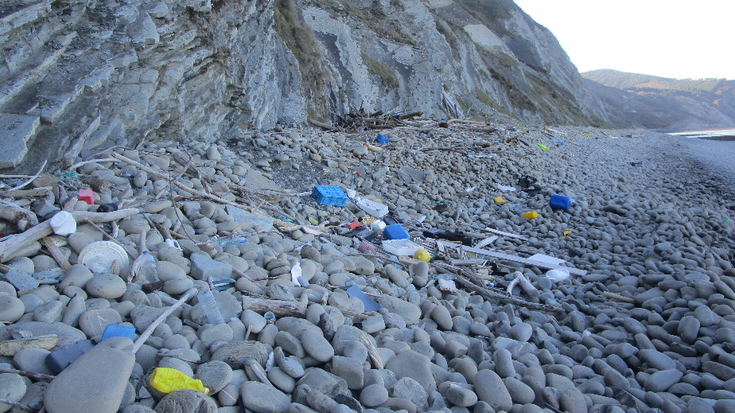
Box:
[0,367,55,381]
[244,325,253,341]
[228,199,266,236]
[84,219,139,260]
[67,158,117,171]
[132,291,192,354]
[0,397,35,411]
[42,237,71,271]
[7,160,47,191]
[603,292,635,304]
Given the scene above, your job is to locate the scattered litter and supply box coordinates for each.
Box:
[549,194,571,210]
[101,325,136,342]
[497,185,516,192]
[79,241,129,274]
[376,134,389,144]
[382,239,422,256]
[493,196,505,203]
[312,185,347,206]
[346,285,382,312]
[413,249,431,262]
[437,278,457,293]
[536,144,549,151]
[78,188,95,205]
[150,367,209,395]
[291,262,302,287]
[355,198,388,218]
[49,211,77,235]
[521,211,538,219]
[545,268,571,282]
[383,224,409,240]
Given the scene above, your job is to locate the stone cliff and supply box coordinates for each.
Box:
[0,0,609,172]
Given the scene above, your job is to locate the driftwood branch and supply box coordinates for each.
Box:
[7,160,46,191]
[0,199,39,231]
[433,262,562,313]
[0,397,35,411]
[453,275,562,313]
[242,295,307,318]
[0,208,138,263]
[0,367,55,381]
[132,291,192,354]
[0,334,58,356]
[42,237,71,271]
[0,187,53,198]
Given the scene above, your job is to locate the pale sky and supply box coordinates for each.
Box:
[513,0,735,80]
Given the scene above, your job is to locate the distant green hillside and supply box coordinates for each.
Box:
[583,69,733,101]
[582,69,735,131]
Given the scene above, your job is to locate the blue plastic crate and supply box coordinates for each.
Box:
[312,185,347,206]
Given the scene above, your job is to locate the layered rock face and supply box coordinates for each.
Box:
[0,0,608,172]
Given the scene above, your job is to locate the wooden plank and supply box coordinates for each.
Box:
[484,228,528,240]
[42,236,71,270]
[0,334,58,356]
[463,246,587,276]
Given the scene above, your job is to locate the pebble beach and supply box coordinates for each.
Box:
[1,120,734,413]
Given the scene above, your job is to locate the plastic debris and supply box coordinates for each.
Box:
[346,285,382,312]
[49,211,77,235]
[521,211,538,219]
[291,262,302,287]
[497,185,516,192]
[413,249,430,262]
[150,367,209,395]
[79,241,129,274]
[545,268,571,282]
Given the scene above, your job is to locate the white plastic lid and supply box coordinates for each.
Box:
[49,211,77,236]
[79,241,129,274]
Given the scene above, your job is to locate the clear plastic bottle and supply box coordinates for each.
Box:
[135,251,160,284]
[197,289,225,325]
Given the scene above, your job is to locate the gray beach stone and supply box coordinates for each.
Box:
[473,370,512,412]
[195,361,233,394]
[240,381,290,413]
[44,337,135,413]
[0,373,26,413]
[154,389,217,413]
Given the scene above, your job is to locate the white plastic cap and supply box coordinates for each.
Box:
[49,211,77,236]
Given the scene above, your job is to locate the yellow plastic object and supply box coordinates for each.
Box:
[494,197,505,204]
[563,230,572,237]
[308,217,319,225]
[536,144,549,151]
[414,249,431,262]
[521,211,538,219]
[150,367,209,395]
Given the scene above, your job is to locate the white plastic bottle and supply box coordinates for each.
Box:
[197,290,225,325]
[136,251,160,284]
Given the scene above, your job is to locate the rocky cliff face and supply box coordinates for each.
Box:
[0,0,608,173]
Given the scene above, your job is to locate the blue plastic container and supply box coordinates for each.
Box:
[376,134,389,144]
[383,224,409,240]
[312,185,348,206]
[549,194,571,210]
[101,324,136,342]
[46,340,95,374]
